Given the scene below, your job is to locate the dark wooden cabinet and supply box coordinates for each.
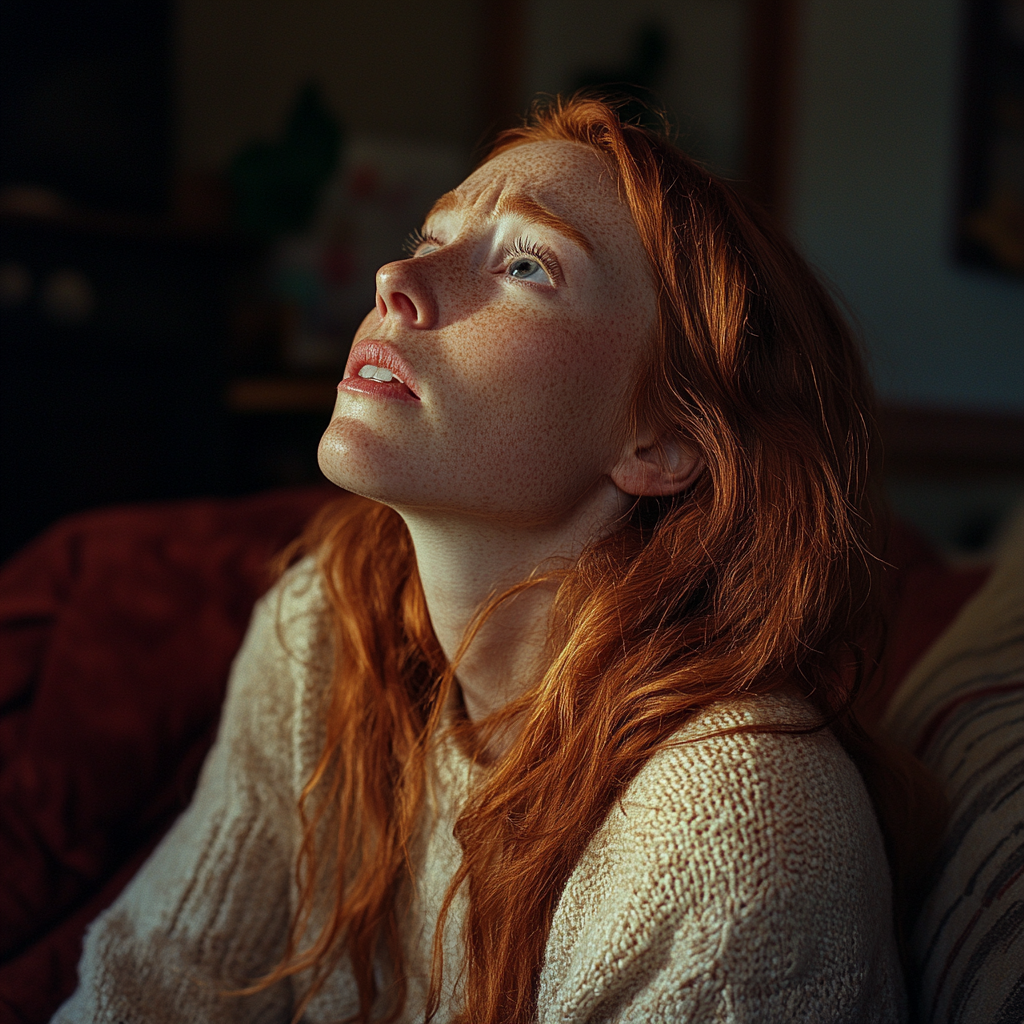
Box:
[0,214,249,560]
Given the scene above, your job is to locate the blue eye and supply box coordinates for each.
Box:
[503,236,558,284]
[509,257,549,282]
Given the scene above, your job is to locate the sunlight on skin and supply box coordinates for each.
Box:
[319,141,700,727]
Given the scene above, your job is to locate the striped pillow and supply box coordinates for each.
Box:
[884,506,1024,1024]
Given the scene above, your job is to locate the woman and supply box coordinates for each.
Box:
[56,96,922,1023]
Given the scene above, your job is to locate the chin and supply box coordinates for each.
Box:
[318,418,378,492]
[317,417,419,506]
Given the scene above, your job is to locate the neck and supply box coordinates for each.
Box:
[398,487,626,725]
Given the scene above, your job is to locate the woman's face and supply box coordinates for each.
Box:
[318,140,657,528]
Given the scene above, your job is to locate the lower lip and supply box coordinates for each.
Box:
[337,375,421,403]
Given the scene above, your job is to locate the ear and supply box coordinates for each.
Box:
[610,433,703,497]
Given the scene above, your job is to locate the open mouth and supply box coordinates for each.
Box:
[358,364,405,386]
[341,340,421,402]
[354,364,417,400]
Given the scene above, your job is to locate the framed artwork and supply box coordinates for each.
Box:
[956,0,1024,279]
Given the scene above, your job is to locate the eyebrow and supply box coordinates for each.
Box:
[425,190,594,254]
[427,190,463,217]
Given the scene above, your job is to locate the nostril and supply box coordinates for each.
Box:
[375,261,433,328]
[391,291,418,323]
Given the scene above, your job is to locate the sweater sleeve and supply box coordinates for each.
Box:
[52,560,328,1024]
[537,698,907,1024]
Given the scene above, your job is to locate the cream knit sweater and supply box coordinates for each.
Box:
[54,560,906,1023]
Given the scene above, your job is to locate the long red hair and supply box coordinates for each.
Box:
[259,96,935,1021]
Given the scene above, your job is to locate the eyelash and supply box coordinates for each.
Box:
[502,235,560,282]
[403,227,442,257]
[402,228,561,283]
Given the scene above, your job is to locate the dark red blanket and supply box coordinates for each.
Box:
[0,492,988,1023]
[0,488,338,1023]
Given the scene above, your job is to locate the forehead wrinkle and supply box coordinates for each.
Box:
[424,184,595,257]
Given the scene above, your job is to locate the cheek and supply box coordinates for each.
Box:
[448,305,638,428]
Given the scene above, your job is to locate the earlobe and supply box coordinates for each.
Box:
[610,436,703,497]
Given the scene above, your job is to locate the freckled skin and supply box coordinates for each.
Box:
[318,141,657,529]
[317,141,675,722]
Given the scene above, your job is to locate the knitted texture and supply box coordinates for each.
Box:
[54,560,906,1023]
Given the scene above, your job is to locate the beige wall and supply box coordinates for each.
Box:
[523,0,748,175]
[174,0,481,171]
[791,0,1024,412]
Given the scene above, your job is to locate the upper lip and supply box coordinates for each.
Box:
[345,339,421,399]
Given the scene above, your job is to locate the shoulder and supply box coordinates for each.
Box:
[624,693,877,862]
[576,692,883,887]
[541,692,905,1022]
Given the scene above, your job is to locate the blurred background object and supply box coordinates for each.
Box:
[956,0,1024,278]
[228,81,343,241]
[569,21,673,128]
[0,0,1021,564]
[265,135,467,372]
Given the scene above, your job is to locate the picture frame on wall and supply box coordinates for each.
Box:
[955,0,1024,280]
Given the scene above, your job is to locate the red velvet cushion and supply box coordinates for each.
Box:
[0,488,337,1023]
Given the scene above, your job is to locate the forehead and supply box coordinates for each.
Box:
[437,141,642,257]
[472,140,617,195]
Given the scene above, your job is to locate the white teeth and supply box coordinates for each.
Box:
[358,364,396,382]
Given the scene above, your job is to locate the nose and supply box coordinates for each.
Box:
[375,260,437,329]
